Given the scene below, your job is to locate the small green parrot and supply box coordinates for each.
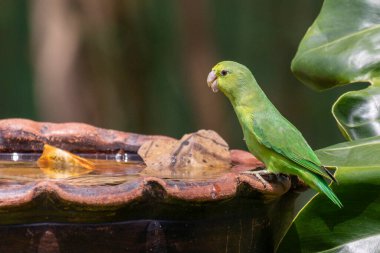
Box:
[207,61,342,207]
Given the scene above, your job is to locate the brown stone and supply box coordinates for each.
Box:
[138,130,231,178]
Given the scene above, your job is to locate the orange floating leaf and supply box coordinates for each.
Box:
[37,144,94,179]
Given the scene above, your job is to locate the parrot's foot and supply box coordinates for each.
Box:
[241,170,271,189]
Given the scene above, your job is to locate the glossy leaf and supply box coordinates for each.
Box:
[292,0,380,140]
[278,136,380,253]
[332,86,380,140]
[292,0,380,90]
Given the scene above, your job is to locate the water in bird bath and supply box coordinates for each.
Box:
[0,152,144,186]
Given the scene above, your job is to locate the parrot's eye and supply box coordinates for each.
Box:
[221,70,228,76]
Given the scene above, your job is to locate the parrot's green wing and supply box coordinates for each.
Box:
[252,109,336,181]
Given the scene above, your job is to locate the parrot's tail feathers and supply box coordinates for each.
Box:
[317,179,343,208]
[322,166,337,183]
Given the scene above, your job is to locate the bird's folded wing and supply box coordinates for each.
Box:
[252,112,335,181]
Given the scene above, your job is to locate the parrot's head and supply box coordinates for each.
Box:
[207,61,253,101]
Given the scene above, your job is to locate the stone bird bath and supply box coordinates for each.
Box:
[0,119,297,253]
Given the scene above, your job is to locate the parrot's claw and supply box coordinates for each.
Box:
[242,170,271,189]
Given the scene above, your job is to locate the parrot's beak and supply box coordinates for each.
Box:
[207,70,219,93]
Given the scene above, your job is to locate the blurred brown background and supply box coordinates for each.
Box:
[0,0,350,149]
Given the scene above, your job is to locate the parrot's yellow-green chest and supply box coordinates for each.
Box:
[235,107,267,158]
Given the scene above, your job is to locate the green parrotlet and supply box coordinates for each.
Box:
[207,61,342,207]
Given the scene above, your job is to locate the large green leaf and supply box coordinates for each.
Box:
[292,0,380,140]
[292,0,380,90]
[278,136,380,253]
[332,86,380,140]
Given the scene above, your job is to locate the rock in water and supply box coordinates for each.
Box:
[138,130,231,178]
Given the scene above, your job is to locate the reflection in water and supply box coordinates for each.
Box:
[0,151,144,186]
[0,145,238,186]
[0,149,234,186]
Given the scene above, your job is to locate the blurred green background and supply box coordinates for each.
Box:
[0,0,352,150]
